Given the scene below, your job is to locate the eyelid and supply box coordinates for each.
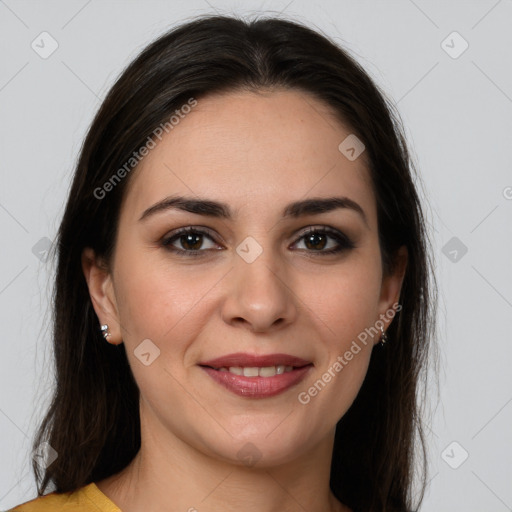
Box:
[290,225,355,250]
[161,224,355,256]
[294,225,343,238]
[161,226,223,250]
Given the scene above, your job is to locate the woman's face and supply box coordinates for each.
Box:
[85,89,406,467]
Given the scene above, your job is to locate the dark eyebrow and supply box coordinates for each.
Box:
[138,195,369,228]
[283,197,368,228]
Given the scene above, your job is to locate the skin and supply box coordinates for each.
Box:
[82,89,407,512]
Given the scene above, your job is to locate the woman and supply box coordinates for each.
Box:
[11,13,437,512]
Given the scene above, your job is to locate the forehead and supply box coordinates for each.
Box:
[121,89,376,227]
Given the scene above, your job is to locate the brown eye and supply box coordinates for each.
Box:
[162,227,220,256]
[293,227,355,255]
[303,231,328,251]
[161,226,355,258]
[176,232,203,251]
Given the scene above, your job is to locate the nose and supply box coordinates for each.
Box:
[221,244,299,333]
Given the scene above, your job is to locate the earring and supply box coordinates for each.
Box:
[100,324,111,340]
[379,325,388,346]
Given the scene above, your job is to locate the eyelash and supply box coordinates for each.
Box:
[161,226,355,258]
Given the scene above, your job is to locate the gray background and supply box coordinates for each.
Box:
[1,0,511,510]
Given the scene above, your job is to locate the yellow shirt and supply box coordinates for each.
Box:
[8,482,121,512]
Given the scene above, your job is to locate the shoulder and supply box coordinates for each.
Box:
[9,489,76,511]
[9,483,121,512]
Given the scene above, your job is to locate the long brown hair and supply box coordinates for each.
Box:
[31,14,438,512]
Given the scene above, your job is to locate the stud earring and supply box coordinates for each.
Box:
[379,325,388,346]
[100,324,111,340]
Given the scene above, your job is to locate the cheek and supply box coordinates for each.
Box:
[113,250,208,339]
[299,275,378,422]
[114,239,383,358]
[310,256,383,344]
[111,259,208,398]
[299,252,381,407]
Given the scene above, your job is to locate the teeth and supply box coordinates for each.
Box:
[259,366,279,377]
[215,365,295,377]
[243,367,259,377]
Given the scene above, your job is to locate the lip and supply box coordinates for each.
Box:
[199,352,314,399]
[200,365,313,399]
[199,352,312,369]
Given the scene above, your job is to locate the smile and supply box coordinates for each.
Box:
[212,365,295,376]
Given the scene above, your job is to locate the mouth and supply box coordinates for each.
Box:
[197,353,314,398]
[199,363,312,377]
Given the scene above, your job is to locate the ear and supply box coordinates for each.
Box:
[81,247,123,345]
[375,245,408,345]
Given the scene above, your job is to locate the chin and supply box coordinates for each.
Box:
[202,426,320,469]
